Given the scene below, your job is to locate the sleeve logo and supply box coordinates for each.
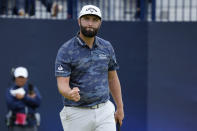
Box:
[58,65,63,71]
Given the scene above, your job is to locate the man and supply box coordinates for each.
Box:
[55,5,124,131]
[6,66,41,131]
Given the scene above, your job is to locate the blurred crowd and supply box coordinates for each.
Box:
[0,0,63,17]
[0,0,152,20]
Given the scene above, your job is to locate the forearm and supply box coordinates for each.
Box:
[57,77,80,102]
[24,88,41,107]
[57,77,72,99]
[108,71,124,125]
[7,100,25,110]
[108,73,123,110]
[58,83,71,99]
[23,95,41,107]
[6,93,25,110]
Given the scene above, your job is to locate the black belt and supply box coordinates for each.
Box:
[65,102,107,109]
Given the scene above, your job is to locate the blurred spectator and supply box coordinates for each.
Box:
[135,0,152,19]
[67,0,77,19]
[16,0,25,16]
[12,0,26,16]
[25,0,36,16]
[40,0,62,17]
[6,67,41,131]
[0,0,7,15]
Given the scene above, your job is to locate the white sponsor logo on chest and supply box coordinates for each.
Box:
[98,54,107,59]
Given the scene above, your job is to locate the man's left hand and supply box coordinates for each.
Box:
[114,108,124,126]
[28,93,36,98]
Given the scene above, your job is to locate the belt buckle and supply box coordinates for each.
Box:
[91,104,99,109]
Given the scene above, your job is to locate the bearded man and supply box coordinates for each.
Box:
[55,5,124,131]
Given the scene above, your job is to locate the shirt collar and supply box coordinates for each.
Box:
[76,32,100,48]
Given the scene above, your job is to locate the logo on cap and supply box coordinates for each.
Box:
[86,7,97,13]
[79,5,101,19]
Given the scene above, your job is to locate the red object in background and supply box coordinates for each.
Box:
[15,113,27,125]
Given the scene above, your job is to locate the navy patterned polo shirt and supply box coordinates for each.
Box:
[55,35,119,107]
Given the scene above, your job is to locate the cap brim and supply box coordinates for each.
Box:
[79,14,101,19]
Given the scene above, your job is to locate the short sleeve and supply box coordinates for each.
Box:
[55,46,71,77]
[108,43,119,71]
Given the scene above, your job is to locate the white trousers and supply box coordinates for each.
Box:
[60,100,116,131]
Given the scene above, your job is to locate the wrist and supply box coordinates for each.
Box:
[63,90,72,100]
[117,107,124,111]
[116,104,124,111]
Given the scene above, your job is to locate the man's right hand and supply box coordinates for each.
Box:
[15,93,25,100]
[67,87,80,102]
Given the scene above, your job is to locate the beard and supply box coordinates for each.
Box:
[80,24,100,38]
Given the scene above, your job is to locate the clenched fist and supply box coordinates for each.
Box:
[67,87,80,102]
